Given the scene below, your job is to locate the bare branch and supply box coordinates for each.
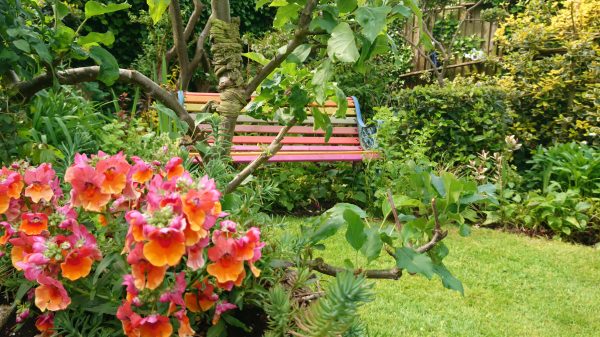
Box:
[166,0,204,62]
[308,258,402,280]
[387,190,403,232]
[244,0,318,98]
[170,0,191,88]
[415,198,448,253]
[224,118,297,194]
[13,66,195,132]
[189,17,213,74]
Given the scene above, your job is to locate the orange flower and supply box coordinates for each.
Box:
[11,246,27,270]
[34,275,71,311]
[1,167,24,199]
[35,313,54,337]
[207,254,245,284]
[98,214,108,227]
[125,211,147,242]
[131,261,167,290]
[0,222,14,246]
[24,163,55,203]
[177,314,195,337]
[165,157,184,180]
[131,157,153,184]
[184,281,218,313]
[20,213,48,235]
[0,193,9,215]
[142,228,186,267]
[65,165,110,212]
[60,248,95,281]
[96,153,131,194]
[138,315,173,337]
[183,221,207,246]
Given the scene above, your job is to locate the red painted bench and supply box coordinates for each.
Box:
[183,92,378,163]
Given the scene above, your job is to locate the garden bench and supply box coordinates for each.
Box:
[182,92,378,163]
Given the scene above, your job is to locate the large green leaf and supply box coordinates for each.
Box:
[287,44,311,64]
[327,22,359,63]
[355,6,391,43]
[242,52,269,65]
[336,0,357,13]
[273,3,302,29]
[433,263,464,295]
[395,247,435,279]
[312,59,333,104]
[361,228,383,262]
[89,46,119,85]
[78,31,115,48]
[344,209,366,250]
[146,0,171,24]
[85,1,131,18]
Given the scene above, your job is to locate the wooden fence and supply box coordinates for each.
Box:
[401,1,500,78]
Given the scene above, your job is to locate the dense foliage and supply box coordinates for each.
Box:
[374,81,511,165]
[495,0,600,148]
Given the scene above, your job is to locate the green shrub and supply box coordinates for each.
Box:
[495,0,600,148]
[526,142,600,197]
[377,82,511,166]
[252,162,375,214]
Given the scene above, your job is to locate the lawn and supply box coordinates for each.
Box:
[273,218,600,337]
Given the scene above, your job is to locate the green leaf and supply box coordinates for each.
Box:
[274,3,302,29]
[395,247,435,279]
[337,0,357,13]
[85,1,131,18]
[256,0,271,9]
[433,264,464,295]
[392,4,411,17]
[12,39,30,52]
[89,46,119,85]
[345,209,366,250]
[361,228,383,262]
[312,59,333,104]
[327,22,360,63]
[31,42,52,63]
[287,44,311,63]
[242,52,269,65]
[78,31,115,47]
[53,1,71,20]
[309,9,338,33]
[54,25,76,50]
[146,0,170,24]
[459,223,471,237]
[355,6,391,43]
[333,85,348,117]
[207,319,227,337]
[404,0,433,50]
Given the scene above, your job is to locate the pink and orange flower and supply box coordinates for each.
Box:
[23,163,56,203]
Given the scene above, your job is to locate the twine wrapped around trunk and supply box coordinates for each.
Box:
[210,18,246,144]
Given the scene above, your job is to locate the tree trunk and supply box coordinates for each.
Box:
[210,0,246,154]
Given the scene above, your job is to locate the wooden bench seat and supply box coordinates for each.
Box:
[183,92,378,163]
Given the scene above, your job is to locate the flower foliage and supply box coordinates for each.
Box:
[0,152,265,336]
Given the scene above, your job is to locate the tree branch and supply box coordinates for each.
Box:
[189,17,213,74]
[166,0,203,62]
[170,0,191,89]
[415,198,448,253]
[224,118,297,194]
[244,0,318,98]
[13,66,195,132]
[308,258,402,280]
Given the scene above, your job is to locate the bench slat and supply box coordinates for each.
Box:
[185,103,357,116]
[232,136,360,145]
[231,153,377,163]
[184,92,355,108]
[231,145,364,152]
[197,124,358,135]
[234,115,357,125]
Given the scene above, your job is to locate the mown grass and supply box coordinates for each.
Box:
[272,218,600,337]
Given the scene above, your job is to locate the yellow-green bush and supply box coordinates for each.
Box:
[495,0,599,148]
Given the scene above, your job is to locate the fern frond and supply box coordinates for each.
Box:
[294,272,374,337]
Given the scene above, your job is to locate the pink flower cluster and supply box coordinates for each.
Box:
[0,152,265,336]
